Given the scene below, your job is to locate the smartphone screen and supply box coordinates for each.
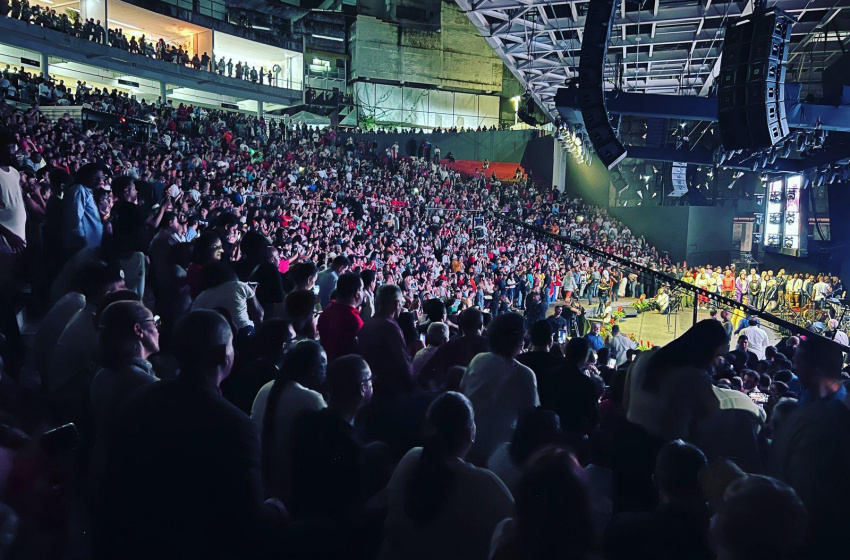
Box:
[607,358,617,369]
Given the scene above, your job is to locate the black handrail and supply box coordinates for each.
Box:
[492,213,848,350]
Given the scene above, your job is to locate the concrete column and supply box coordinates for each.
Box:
[40,53,49,79]
[257,100,264,118]
[160,81,167,103]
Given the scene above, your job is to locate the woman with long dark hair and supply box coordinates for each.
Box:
[623,319,727,441]
[381,392,514,560]
[490,446,596,560]
[251,338,326,500]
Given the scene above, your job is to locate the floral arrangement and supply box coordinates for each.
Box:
[626,331,655,351]
[597,319,655,350]
[632,299,656,313]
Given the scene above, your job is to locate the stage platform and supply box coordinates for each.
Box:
[546,297,783,351]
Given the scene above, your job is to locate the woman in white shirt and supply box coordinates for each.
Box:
[381,392,514,560]
[192,261,264,337]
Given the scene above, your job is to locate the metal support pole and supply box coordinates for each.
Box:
[257,100,264,119]
[693,287,699,325]
[40,53,49,79]
[160,81,167,103]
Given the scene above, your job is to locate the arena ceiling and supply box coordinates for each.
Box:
[456,0,850,121]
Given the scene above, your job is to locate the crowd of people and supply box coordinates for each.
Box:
[0,93,848,560]
[0,4,291,89]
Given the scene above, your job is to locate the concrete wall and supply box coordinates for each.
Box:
[609,206,691,263]
[685,207,736,266]
[340,129,536,163]
[552,142,567,193]
[520,135,555,185]
[607,206,735,265]
[349,4,503,93]
[563,152,612,207]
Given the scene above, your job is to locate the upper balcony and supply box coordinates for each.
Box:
[0,2,303,108]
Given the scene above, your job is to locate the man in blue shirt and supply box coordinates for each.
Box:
[584,321,604,352]
[63,162,107,257]
[316,254,350,309]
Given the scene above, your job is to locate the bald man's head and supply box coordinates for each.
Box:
[174,310,235,382]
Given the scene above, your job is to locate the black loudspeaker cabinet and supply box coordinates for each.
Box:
[718,10,791,150]
[578,0,626,169]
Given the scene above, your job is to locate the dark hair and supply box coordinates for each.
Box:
[285,289,317,337]
[261,339,326,487]
[159,211,177,229]
[529,320,554,347]
[172,310,233,376]
[216,212,239,229]
[326,354,369,405]
[509,408,562,467]
[335,272,362,299]
[487,312,525,358]
[515,447,594,560]
[75,161,108,187]
[200,261,238,291]
[797,336,844,379]
[112,176,135,199]
[564,337,594,369]
[291,261,318,288]
[397,312,419,346]
[191,232,222,266]
[458,307,484,334]
[75,260,124,301]
[645,320,728,391]
[404,392,473,524]
[714,476,807,560]
[741,369,759,381]
[93,187,111,204]
[653,440,707,501]
[774,369,793,384]
[331,255,350,270]
[360,268,376,288]
[253,319,294,363]
[0,128,16,146]
[424,299,446,322]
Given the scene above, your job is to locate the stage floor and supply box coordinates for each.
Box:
[546,297,783,350]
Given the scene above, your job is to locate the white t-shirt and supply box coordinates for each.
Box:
[740,325,769,360]
[251,380,326,498]
[192,280,256,331]
[380,447,514,560]
[0,167,24,252]
[460,353,540,466]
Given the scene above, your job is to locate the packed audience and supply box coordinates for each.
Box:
[0,4,292,89]
[0,97,848,560]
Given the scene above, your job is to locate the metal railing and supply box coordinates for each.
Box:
[493,213,849,350]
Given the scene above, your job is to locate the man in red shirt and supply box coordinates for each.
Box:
[317,272,364,362]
